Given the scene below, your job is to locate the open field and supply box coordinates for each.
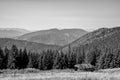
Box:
[0,69,120,80]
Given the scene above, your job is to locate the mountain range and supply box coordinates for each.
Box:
[16,28,87,46]
[1,27,120,54]
[0,28,87,52]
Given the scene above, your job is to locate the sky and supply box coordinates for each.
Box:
[0,0,120,31]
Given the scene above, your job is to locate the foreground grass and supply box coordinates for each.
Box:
[0,68,120,80]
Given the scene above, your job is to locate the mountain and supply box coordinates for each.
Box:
[16,28,87,46]
[0,28,30,38]
[0,38,59,52]
[62,27,120,52]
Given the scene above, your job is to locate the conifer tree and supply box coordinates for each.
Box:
[0,47,4,69]
[7,45,18,69]
[2,47,9,69]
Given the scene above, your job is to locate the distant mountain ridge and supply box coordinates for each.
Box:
[16,28,87,46]
[0,28,30,38]
[62,26,120,52]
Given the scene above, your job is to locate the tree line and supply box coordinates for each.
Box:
[0,45,120,70]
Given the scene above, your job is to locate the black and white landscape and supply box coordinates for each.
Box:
[0,28,30,38]
[0,0,120,80]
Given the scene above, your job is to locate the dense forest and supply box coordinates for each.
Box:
[0,45,120,70]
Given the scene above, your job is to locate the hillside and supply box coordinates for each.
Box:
[16,28,87,46]
[62,27,120,52]
[0,28,30,38]
[0,38,59,52]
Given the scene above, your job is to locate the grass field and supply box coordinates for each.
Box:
[0,68,120,80]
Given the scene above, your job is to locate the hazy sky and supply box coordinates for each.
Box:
[0,0,120,31]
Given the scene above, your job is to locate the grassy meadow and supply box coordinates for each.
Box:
[0,68,120,80]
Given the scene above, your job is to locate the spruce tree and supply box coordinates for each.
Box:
[0,47,4,69]
[7,45,18,69]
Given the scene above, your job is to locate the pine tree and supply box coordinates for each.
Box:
[87,47,101,66]
[2,47,9,69]
[76,47,85,64]
[27,53,33,68]
[53,51,61,69]
[0,47,4,69]
[7,45,18,69]
[96,52,106,69]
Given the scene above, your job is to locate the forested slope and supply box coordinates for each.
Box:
[0,38,59,52]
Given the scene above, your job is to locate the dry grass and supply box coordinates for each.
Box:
[0,68,120,80]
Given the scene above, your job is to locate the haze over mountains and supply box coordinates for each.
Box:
[0,28,87,52]
[0,28,30,38]
[0,28,87,46]
[1,27,120,53]
[16,28,87,46]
